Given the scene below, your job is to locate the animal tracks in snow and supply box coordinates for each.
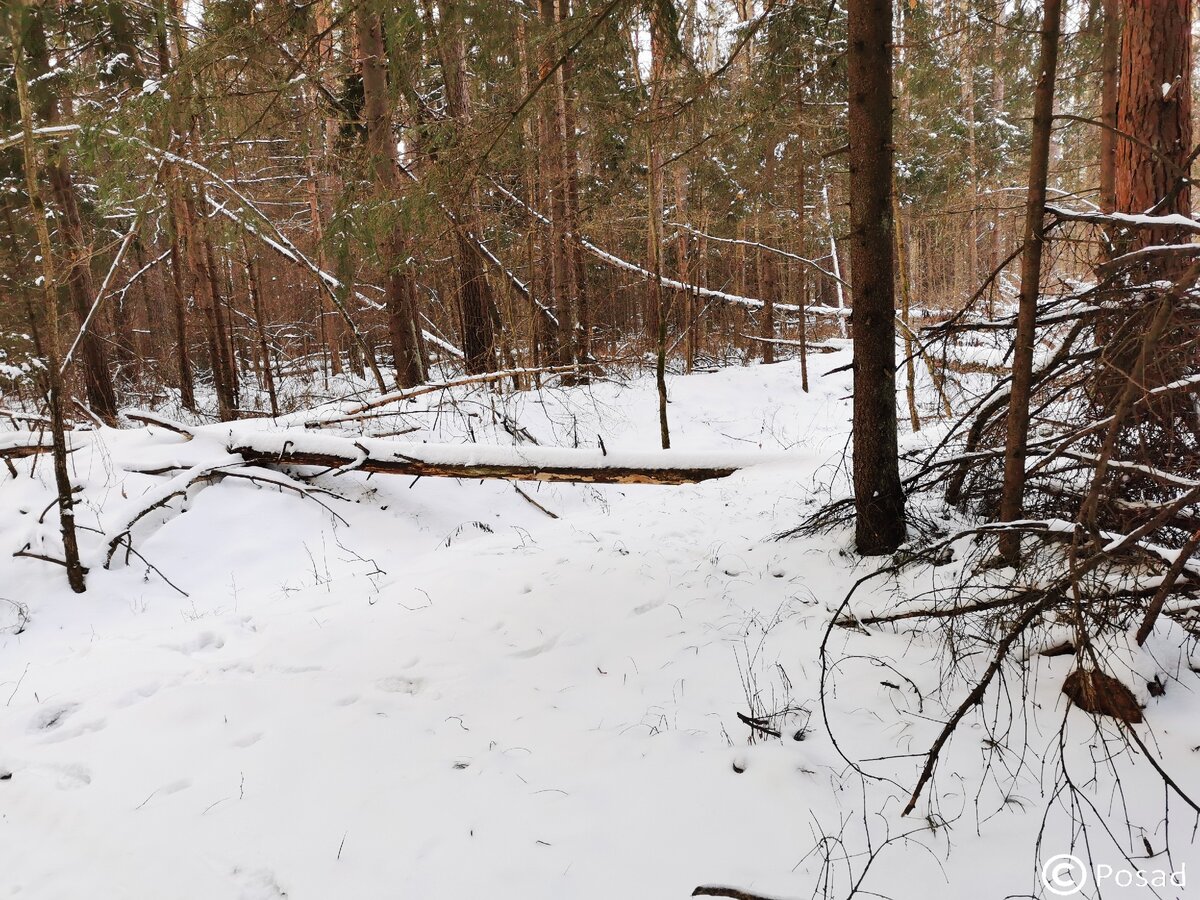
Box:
[163,630,226,655]
[233,867,288,900]
[28,701,108,745]
[2,759,93,790]
[231,731,264,748]
[29,702,79,733]
[510,632,560,659]
[113,681,161,709]
[374,675,423,695]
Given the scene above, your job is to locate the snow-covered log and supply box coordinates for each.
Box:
[0,431,86,459]
[230,432,783,485]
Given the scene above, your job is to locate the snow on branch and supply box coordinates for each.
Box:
[489,179,849,317]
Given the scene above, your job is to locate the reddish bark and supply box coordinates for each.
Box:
[1114,0,1192,262]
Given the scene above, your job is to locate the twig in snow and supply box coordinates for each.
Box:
[512,483,559,519]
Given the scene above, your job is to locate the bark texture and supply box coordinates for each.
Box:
[1114,0,1192,260]
[847,0,905,555]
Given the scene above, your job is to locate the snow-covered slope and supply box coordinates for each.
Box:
[1,357,1196,899]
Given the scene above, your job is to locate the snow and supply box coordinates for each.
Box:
[2,357,1198,899]
[226,429,793,474]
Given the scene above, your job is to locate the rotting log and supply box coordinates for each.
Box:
[229,434,771,485]
[232,446,741,484]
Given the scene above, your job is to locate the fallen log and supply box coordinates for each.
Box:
[229,432,781,485]
[0,431,84,460]
[0,442,56,461]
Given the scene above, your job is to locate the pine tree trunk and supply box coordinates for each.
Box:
[537,0,582,369]
[357,5,426,387]
[165,196,196,411]
[648,5,670,449]
[27,9,118,424]
[1115,0,1192,266]
[988,3,1005,316]
[433,9,498,375]
[559,0,588,371]
[242,244,279,417]
[307,0,343,377]
[997,0,1063,565]
[179,184,236,420]
[847,0,906,555]
[1104,0,1196,459]
[517,18,550,372]
[1098,0,1119,217]
[8,1,86,592]
[959,0,979,299]
[795,92,809,392]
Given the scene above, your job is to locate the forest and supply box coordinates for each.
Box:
[1,0,1198,897]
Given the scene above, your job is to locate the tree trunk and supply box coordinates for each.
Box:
[27,9,118,424]
[307,0,343,378]
[893,182,920,433]
[356,5,426,387]
[8,1,86,592]
[847,0,906,555]
[517,17,556,370]
[1098,0,1119,217]
[178,184,236,421]
[538,0,581,369]
[987,3,1005,315]
[820,168,847,338]
[1114,0,1192,264]
[165,196,196,411]
[242,244,279,417]
[648,4,670,449]
[795,92,809,392]
[1104,0,1196,463]
[959,0,979,298]
[561,12,589,372]
[997,0,1063,565]
[431,5,498,374]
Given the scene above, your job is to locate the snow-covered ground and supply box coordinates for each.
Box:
[2,356,1197,899]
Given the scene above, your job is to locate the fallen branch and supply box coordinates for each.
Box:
[14,544,91,573]
[738,334,839,353]
[692,887,792,900]
[0,442,56,461]
[104,459,350,568]
[123,411,196,440]
[0,408,49,427]
[736,711,782,738]
[104,460,237,567]
[0,430,86,460]
[512,483,559,518]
